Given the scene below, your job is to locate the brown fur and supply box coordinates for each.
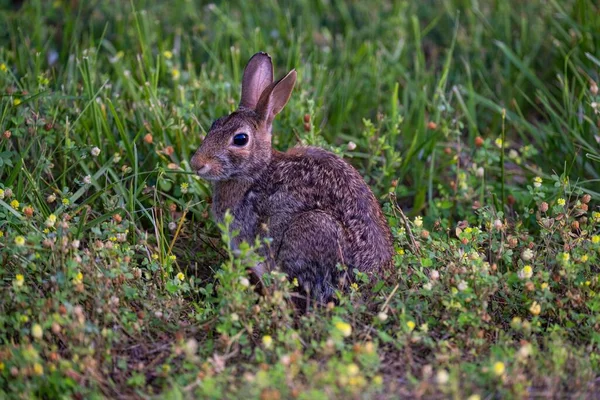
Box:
[191,52,393,302]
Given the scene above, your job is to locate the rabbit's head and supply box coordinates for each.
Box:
[191,52,296,181]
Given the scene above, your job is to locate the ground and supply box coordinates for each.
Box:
[0,0,599,398]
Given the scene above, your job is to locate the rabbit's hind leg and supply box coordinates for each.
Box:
[276,211,349,306]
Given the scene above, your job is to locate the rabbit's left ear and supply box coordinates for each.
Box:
[240,52,274,110]
[256,69,297,125]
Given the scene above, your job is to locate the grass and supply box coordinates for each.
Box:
[0,0,599,398]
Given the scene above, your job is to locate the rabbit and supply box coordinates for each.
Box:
[191,52,394,304]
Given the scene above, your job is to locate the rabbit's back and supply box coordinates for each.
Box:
[252,146,394,273]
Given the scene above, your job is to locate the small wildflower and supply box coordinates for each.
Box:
[377,312,388,322]
[262,335,273,349]
[72,271,83,285]
[347,363,360,376]
[169,255,177,261]
[83,175,92,184]
[32,363,43,376]
[467,395,481,400]
[14,236,25,247]
[592,236,600,244]
[14,274,24,287]
[436,370,449,385]
[521,248,534,262]
[163,50,173,59]
[10,199,19,210]
[13,98,21,106]
[0,63,7,72]
[23,206,34,217]
[346,141,357,151]
[396,248,405,255]
[168,221,177,231]
[180,182,189,194]
[475,167,484,178]
[423,282,433,290]
[62,198,70,206]
[143,133,153,144]
[541,283,548,290]
[430,270,440,280]
[292,277,299,287]
[152,253,159,260]
[406,321,416,331]
[45,214,57,228]
[0,189,4,199]
[529,301,541,316]
[91,147,101,157]
[593,212,600,223]
[518,265,533,280]
[558,252,570,264]
[457,280,468,291]
[239,277,250,287]
[47,193,56,203]
[350,282,359,291]
[493,219,503,230]
[171,68,181,80]
[113,153,121,162]
[31,324,43,339]
[581,254,589,262]
[176,272,184,281]
[335,321,352,337]
[539,202,549,212]
[533,176,542,188]
[414,216,423,227]
[494,137,503,148]
[0,231,3,238]
[492,362,505,376]
[557,198,566,206]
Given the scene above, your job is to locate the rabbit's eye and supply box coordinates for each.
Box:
[232,133,249,146]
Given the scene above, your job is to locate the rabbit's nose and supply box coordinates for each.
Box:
[196,164,211,175]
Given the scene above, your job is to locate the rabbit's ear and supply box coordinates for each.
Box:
[256,69,297,125]
[240,52,274,109]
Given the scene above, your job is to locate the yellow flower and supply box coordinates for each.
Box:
[32,323,43,339]
[0,189,4,199]
[13,98,21,106]
[372,375,383,385]
[519,265,533,279]
[533,176,542,188]
[72,271,83,285]
[494,137,503,148]
[10,199,19,210]
[467,395,481,400]
[493,361,505,376]
[163,50,173,59]
[558,252,570,264]
[406,321,416,332]
[0,362,4,371]
[176,272,184,281]
[262,335,273,349]
[592,211,600,223]
[152,253,159,260]
[292,277,299,287]
[171,68,180,80]
[169,255,177,261]
[396,248,405,255]
[414,216,423,227]
[347,363,359,376]
[33,363,44,376]
[0,231,3,238]
[15,274,24,287]
[581,255,589,262]
[335,321,352,337]
[0,63,7,72]
[529,301,541,316]
[557,198,566,206]
[14,236,25,246]
[45,214,57,228]
[350,282,359,291]
[541,282,548,290]
[62,198,70,205]
[592,236,600,244]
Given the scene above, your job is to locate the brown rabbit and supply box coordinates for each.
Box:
[191,52,394,303]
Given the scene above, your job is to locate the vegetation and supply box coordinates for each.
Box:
[1,0,599,398]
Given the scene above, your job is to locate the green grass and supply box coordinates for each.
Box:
[0,0,599,398]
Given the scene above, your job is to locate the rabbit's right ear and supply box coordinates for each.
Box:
[239,52,274,110]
